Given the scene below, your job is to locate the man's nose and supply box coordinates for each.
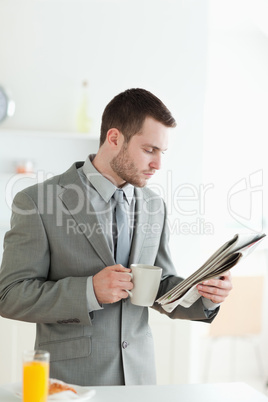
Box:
[150,154,161,170]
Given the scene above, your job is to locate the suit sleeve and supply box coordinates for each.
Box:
[151,200,219,323]
[0,191,92,325]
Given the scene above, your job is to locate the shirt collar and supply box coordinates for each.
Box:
[82,154,134,204]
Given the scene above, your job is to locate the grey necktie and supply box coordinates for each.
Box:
[114,189,130,267]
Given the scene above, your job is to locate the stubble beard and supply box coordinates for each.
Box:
[110,144,146,188]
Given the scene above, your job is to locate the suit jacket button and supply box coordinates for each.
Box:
[122,341,128,349]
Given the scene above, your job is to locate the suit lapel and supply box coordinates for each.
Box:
[58,165,115,267]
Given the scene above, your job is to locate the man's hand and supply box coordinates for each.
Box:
[196,271,232,304]
[92,265,133,304]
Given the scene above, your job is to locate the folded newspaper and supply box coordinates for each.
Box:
[156,232,266,313]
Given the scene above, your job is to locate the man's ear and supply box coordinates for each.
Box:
[106,128,123,149]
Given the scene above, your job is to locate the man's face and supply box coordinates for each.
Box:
[110,117,170,187]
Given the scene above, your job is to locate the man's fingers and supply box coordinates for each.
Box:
[113,264,131,272]
[93,264,133,304]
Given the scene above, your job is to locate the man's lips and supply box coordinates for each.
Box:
[143,171,155,177]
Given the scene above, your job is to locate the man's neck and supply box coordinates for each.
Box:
[92,151,126,188]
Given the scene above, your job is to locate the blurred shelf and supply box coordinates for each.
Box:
[0,128,99,140]
[0,172,37,180]
[0,173,56,188]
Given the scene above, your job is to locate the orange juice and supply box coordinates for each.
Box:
[23,360,49,402]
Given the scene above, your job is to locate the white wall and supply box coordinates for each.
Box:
[203,0,268,240]
[200,0,268,390]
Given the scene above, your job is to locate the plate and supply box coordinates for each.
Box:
[3,382,96,401]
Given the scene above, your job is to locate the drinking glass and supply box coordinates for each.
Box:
[23,350,50,402]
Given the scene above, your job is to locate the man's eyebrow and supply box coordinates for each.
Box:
[142,144,168,152]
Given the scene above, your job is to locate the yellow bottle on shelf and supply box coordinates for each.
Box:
[76,80,91,133]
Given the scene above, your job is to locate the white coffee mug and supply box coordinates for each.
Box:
[126,264,162,307]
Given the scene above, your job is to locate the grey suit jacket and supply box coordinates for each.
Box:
[0,162,218,386]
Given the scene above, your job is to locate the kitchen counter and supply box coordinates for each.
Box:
[0,382,267,402]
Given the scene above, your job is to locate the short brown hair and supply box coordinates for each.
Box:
[99,88,176,146]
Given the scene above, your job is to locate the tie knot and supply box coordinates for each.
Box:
[114,189,124,203]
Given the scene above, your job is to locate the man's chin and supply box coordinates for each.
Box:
[138,176,151,188]
[127,178,147,188]
[136,182,147,188]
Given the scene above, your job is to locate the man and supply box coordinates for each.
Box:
[0,88,232,386]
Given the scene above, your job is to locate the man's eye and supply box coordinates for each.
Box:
[144,149,153,153]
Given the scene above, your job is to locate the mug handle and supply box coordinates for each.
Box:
[125,272,133,297]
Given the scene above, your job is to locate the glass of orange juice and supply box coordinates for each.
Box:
[23,350,50,402]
